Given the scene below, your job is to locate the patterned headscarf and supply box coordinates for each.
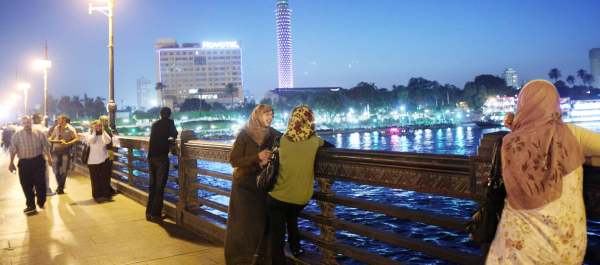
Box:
[284,105,315,142]
[244,104,273,146]
[502,80,584,209]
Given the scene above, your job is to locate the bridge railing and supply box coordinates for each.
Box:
[72,131,600,265]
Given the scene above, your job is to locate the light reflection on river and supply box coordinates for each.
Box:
[321,126,503,156]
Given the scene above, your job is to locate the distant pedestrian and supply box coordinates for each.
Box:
[267,105,325,264]
[32,113,55,196]
[99,115,118,195]
[8,116,53,214]
[48,115,79,194]
[86,120,113,202]
[225,104,281,265]
[145,107,178,222]
[1,125,15,151]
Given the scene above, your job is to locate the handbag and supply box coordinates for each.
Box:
[256,136,281,192]
[81,143,91,164]
[465,135,507,244]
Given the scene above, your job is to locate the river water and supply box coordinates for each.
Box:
[120,125,600,265]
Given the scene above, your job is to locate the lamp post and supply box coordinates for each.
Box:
[89,0,116,131]
[34,56,52,126]
[18,82,31,115]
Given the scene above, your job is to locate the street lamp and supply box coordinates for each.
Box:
[89,0,117,131]
[34,58,52,125]
[18,82,31,115]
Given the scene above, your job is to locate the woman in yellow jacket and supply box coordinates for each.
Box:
[267,105,325,265]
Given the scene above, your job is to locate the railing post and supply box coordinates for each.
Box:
[176,130,198,225]
[316,177,339,265]
[127,147,134,186]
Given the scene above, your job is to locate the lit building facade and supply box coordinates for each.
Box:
[136,77,157,110]
[275,0,294,88]
[590,48,600,88]
[503,68,519,88]
[155,39,243,106]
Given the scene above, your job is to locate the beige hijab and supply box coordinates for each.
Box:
[502,80,584,209]
[244,104,273,146]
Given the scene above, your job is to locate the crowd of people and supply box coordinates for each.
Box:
[5,113,117,214]
[3,79,600,264]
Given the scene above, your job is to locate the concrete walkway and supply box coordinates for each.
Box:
[0,152,225,265]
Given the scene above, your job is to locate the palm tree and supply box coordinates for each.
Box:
[566,75,576,87]
[577,69,587,85]
[224,83,238,108]
[548,68,561,82]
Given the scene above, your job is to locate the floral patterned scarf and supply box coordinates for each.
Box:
[502,80,584,209]
[244,104,273,146]
[284,105,315,142]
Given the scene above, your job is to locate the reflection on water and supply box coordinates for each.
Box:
[322,126,503,155]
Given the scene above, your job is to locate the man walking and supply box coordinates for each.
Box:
[32,113,55,196]
[9,116,52,214]
[48,115,79,194]
[146,107,178,222]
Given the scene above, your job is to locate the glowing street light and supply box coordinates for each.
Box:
[33,44,52,125]
[89,0,117,131]
[18,82,31,115]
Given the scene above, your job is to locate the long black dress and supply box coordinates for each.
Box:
[225,127,280,265]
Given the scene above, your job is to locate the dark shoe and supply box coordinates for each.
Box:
[56,189,65,194]
[23,207,36,214]
[148,216,162,223]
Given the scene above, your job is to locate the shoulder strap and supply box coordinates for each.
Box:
[490,137,504,180]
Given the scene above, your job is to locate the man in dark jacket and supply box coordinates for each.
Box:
[145,107,178,222]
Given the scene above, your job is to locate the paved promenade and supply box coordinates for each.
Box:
[0,152,225,265]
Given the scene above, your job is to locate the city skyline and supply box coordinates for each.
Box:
[1,0,599,108]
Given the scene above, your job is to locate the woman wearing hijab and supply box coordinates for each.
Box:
[225,104,281,265]
[86,120,113,202]
[267,105,325,265]
[486,80,600,264]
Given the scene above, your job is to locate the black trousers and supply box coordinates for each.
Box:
[88,159,112,200]
[18,155,47,208]
[145,156,170,217]
[266,195,306,265]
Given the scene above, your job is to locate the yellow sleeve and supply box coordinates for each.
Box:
[568,124,600,166]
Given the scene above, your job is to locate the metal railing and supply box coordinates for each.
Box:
[72,131,600,265]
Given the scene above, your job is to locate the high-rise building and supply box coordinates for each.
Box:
[590,48,600,88]
[503,68,519,88]
[155,39,243,106]
[275,0,294,88]
[136,77,157,110]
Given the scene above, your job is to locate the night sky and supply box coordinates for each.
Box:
[1,0,599,108]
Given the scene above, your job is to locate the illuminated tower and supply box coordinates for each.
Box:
[275,0,294,88]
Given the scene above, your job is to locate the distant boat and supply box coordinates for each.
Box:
[474,120,503,128]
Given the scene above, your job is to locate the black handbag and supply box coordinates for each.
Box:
[465,136,507,244]
[81,143,91,164]
[256,136,281,192]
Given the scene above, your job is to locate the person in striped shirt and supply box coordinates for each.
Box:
[8,116,53,214]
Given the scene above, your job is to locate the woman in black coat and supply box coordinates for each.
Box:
[225,104,281,265]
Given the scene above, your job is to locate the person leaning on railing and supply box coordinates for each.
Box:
[145,107,178,222]
[486,80,600,265]
[225,104,281,265]
[85,120,113,203]
[267,105,329,265]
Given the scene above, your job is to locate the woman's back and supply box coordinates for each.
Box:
[270,135,323,206]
